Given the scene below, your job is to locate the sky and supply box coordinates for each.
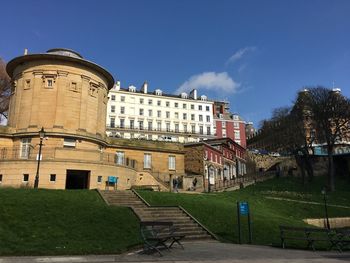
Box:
[1,0,350,127]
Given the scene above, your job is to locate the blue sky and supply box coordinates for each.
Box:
[1,0,350,127]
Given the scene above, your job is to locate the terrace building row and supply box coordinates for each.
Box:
[106,84,248,147]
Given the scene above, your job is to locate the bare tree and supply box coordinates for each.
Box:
[0,58,10,123]
[307,87,350,191]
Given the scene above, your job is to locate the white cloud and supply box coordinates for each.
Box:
[176,72,240,94]
[226,46,256,65]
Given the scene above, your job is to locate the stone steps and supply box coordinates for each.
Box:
[99,190,214,241]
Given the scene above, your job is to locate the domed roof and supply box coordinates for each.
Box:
[46,48,83,59]
[6,48,115,89]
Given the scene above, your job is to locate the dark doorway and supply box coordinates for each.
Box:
[66,170,90,189]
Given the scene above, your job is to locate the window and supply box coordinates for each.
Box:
[183,104,187,109]
[50,174,56,182]
[166,101,170,107]
[206,116,210,122]
[47,79,53,88]
[191,104,194,110]
[191,125,195,133]
[166,122,170,132]
[157,100,161,106]
[191,114,195,121]
[110,118,115,128]
[144,153,152,169]
[183,124,187,132]
[20,138,31,158]
[23,174,29,182]
[148,122,153,131]
[174,102,178,108]
[198,105,202,111]
[121,96,125,102]
[175,112,179,119]
[157,122,162,131]
[130,133,134,138]
[183,113,187,120]
[64,138,76,148]
[175,123,179,132]
[116,151,125,165]
[157,110,161,118]
[140,98,144,104]
[120,106,125,114]
[222,121,226,128]
[111,95,115,101]
[148,109,153,117]
[206,106,210,111]
[130,119,134,129]
[110,105,115,113]
[97,176,102,183]
[0,174,2,183]
[207,126,211,135]
[168,156,176,170]
[139,108,144,115]
[147,134,152,140]
[233,115,239,120]
[223,131,227,137]
[199,126,203,135]
[120,119,125,128]
[139,121,144,130]
[234,131,240,139]
[166,111,170,118]
[199,115,203,122]
[148,99,153,105]
[234,122,239,128]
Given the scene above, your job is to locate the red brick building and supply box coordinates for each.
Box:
[213,101,247,148]
[184,138,246,191]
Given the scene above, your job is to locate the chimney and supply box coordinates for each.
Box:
[24,48,28,55]
[114,81,121,91]
[190,89,197,100]
[141,81,148,94]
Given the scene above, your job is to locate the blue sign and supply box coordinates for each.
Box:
[239,202,249,216]
[108,176,118,184]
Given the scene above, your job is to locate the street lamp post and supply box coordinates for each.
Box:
[207,168,211,193]
[34,127,45,189]
[321,187,331,230]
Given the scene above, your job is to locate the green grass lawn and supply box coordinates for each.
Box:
[137,176,350,248]
[0,189,141,256]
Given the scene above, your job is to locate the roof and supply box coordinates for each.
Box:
[6,48,115,90]
[114,87,214,103]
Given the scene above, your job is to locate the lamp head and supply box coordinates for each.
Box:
[39,127,46,139]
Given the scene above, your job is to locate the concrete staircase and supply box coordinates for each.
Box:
[99,190,214,240]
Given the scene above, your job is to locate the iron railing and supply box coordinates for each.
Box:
[0,146,138,169]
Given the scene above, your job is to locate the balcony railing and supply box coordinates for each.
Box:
[106,125,215,137]
[0,147,137,169]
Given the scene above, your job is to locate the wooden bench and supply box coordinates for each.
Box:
[140,221,185,256]
[279,225,341,251]
[335,228,350,252]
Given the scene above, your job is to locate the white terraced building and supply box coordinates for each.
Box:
[106,81,215,143]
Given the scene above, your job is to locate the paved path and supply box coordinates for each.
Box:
[265,196,350,209]
[0,241,349,263]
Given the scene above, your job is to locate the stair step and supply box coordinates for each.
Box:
[99,190,214,241]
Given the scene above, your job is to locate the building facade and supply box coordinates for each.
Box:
[106,83,215,143]
[184,138,246,191]
[213,101,247,148]
[0,48,185,190]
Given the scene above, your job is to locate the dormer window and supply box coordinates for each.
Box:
[180,92,188,99]
[200,95,207,101]
[128,85,136,92]
[155,89,162,96]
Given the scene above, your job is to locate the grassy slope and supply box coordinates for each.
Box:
[138,176,350,247]
[0,189,141,256]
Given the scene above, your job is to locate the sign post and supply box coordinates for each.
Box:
[237,201,252,244]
